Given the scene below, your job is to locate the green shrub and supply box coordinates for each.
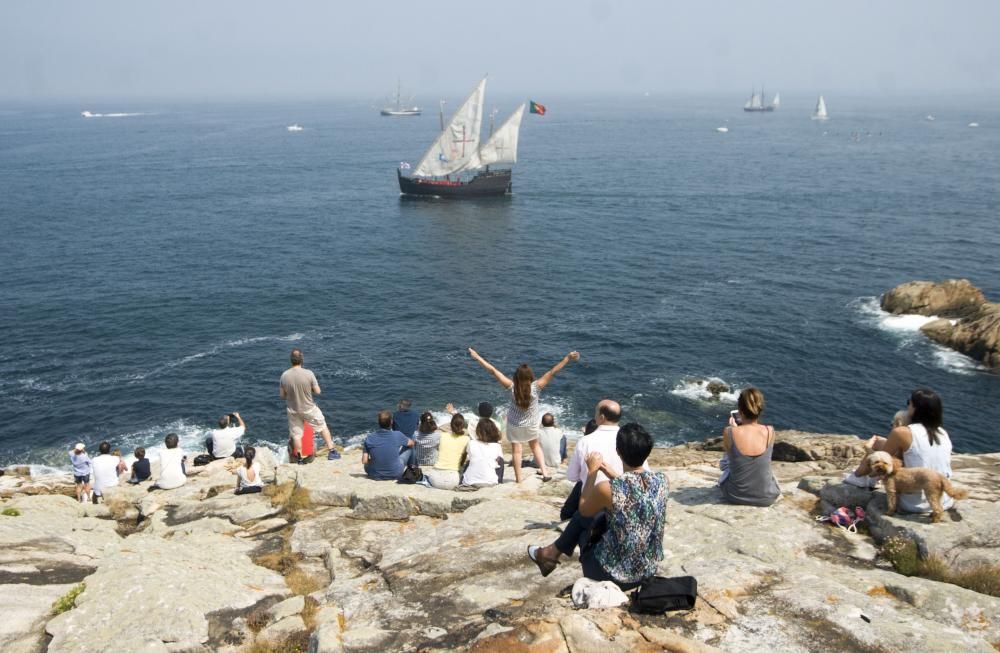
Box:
[1,507,21,517]
[882,536,1000,597]
[52,583,86,615]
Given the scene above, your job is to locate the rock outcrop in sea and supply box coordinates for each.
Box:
[1,432,998,652]
[882,278,1000,368]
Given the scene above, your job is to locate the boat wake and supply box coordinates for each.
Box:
[81,111,146,118]
[1,332,305,398]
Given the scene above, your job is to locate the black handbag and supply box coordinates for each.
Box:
[629,575,698,614]
[399,464,424,484]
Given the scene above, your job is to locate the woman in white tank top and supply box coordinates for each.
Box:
[855,388,954,514]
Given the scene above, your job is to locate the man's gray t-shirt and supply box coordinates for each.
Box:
[280,367,319,413]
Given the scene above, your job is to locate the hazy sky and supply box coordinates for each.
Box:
[2,0,998,100]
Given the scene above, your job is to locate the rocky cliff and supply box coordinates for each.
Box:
[1,433,998,653]
[881,279,1000,368]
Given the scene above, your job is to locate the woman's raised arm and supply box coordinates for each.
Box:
[537,351,580,391]
[469,348,513,388]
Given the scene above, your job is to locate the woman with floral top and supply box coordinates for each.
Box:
[527,422,668,590]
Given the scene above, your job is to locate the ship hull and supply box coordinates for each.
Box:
[743,106,775,112]
[397,169,512,198]
[381,109,421,116]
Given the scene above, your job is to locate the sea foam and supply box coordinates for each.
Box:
[666,378,739,404]
[853,296,982,375]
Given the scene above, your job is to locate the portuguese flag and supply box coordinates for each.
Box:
[529,100,547,116]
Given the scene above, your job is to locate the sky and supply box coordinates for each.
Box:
[1,0,999,101]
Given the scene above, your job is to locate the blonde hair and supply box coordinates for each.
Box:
[891,410,910,429]
[737,387,765,420]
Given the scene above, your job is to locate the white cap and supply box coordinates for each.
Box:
[74,443,86,451]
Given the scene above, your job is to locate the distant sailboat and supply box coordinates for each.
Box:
[381,79,421,117]
[925,115,936,122]
[287,124,304,132]
[743,87,777,112]
[397,77,525,197]
[771,92,780,109]
[812,95,829,121]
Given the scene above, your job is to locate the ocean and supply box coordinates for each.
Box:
[1,94,998,471]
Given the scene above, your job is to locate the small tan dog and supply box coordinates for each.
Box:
[867,451,968,522]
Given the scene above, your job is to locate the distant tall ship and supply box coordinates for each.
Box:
[397,77,525,198]
[744,88,779,112]
[812,95,829,121]
[380,79,421,117]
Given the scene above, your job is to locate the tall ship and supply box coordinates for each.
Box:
[812,95,829,121]
[397,77,526,198]
[380,79,421,117]
[744,87,779,112]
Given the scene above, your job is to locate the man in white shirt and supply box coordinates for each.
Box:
[567,399,626,485]
[207,412,246,459]
[562,399,648,519]
[91,441,126,503]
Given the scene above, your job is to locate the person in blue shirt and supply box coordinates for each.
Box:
[392,399,419,437]
[362,410,415,480]
[69,442,93,503]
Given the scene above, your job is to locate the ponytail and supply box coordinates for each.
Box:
[244,446,256,469]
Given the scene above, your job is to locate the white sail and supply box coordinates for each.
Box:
[771,92,780,108]
[465,103,525,170]
[814,95,828,119]
[750,92,763,109]
[413,78,486,177]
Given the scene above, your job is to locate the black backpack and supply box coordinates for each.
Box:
[399,464,423,484]
[630,575,698,614]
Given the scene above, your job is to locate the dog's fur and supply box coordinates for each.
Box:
[866,451,969,522]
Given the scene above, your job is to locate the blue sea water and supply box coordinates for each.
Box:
[1,95,998,469]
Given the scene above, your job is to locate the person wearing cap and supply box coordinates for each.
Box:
[69,443,93,503]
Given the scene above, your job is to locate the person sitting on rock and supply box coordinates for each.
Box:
[719,387,780,507]
[230,446,264,495]
[528,423,668,590]
[538,413,563,470]
[461,418,505,488]
[392,399,420,438]
[128,447,151,484]
[445,401,505,441]
[205,412,245,460]
[848,388,956,514]
[91,441,127,504]
[426,414,471,490]
[362,410,415,481]
[149,432,187,491]
[412,412,441,467]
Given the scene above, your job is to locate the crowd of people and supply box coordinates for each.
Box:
[67,346,959,590]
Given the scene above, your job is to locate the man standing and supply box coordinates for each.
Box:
[362,410,415,480]
[279,349,336,462]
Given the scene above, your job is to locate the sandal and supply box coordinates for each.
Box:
[527,545,558,577]
[541,476,553,483]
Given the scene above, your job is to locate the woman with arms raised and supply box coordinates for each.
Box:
[469,347,580,483]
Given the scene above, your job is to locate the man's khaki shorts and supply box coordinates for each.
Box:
[287,405,328,447]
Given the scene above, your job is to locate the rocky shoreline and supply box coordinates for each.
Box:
[881,278,1000,369]
[1,431,998,653]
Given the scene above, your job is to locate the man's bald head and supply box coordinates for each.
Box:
[595,399,621,425]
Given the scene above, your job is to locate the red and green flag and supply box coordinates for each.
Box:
[529,100,546,116]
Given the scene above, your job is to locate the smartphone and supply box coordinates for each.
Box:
[729,410,742,425]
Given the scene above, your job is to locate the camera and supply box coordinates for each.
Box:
[729,410,742,425]
[229,413,239,427]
